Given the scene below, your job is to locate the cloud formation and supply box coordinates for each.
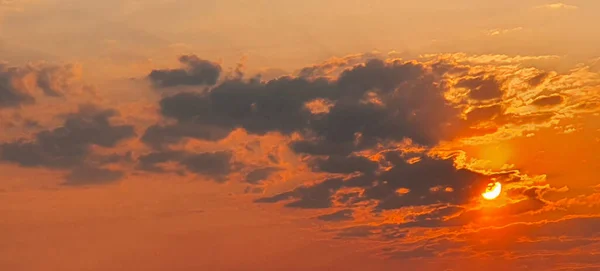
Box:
[143,57,462,156]
[148,55,222,88]
[2,52,600,269]
[0,63,81,108]
[0,104,135,184]
[137,53,600,186]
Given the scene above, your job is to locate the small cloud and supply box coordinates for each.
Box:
[531,95,565,107]
[536,3,579,10]
[484,27,523,37]
[316,209,354,222]
[148,55,222,88]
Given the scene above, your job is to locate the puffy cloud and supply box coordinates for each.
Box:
[148,55,222,88]
[135,52,600,191]
[35,64,82,97]
[0,65,35,108]
[0,62,81,108]
[143,58,462,155]
[0,104,135,184]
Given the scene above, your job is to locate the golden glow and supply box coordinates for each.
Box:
[482,182,502,200]
[477,143,512,169]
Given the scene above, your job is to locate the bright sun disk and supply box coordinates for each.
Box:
[482,181,502,200]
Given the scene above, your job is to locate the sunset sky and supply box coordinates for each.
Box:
[2,1,600,271]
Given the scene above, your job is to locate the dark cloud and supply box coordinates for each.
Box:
[1,112,41,129]
[35,64,80,97]
[0,65,35,108]
[148,55,222,88]
[363,154,489,210]
[155,76,334,137]
[137,150,235,182]
[143,58,462,154]
[499,112,556,125]
[528,72,549,86]
[23,119,41,128]
[140,55,562,212]
[466,104,503,123]
[0,63,79,108]
[531,95,564,107]
[244,186,265,194]
[65,166,124,185]
[296,53,380,79]
[290,140,357,156]
[255,177,345,209]
[0,104,135,184]
[456,75,503,100]
[141,122,231,150]
[137,150,185,173]
[256,152,500,211]
[316,209,354,222]
[180,151,233,182]
[311,155,379,175]
[245,167,280,184]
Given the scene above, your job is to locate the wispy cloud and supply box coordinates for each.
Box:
[484,27,524,36]
[536,3,579,10]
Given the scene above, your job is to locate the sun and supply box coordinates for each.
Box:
[482,181,502,200]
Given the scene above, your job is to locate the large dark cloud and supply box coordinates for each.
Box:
[138,56,540,198]
[148,55,222,88]
[143,58,462,154]
[0,104,135,184]
[138,55,561,211]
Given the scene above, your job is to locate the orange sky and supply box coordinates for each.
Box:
[2,1,600,271]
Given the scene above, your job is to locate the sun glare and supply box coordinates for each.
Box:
[482,182,502,200]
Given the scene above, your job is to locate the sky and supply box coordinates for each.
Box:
[1,1,600,270]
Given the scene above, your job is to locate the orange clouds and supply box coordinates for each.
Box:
[2,51,600,270]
